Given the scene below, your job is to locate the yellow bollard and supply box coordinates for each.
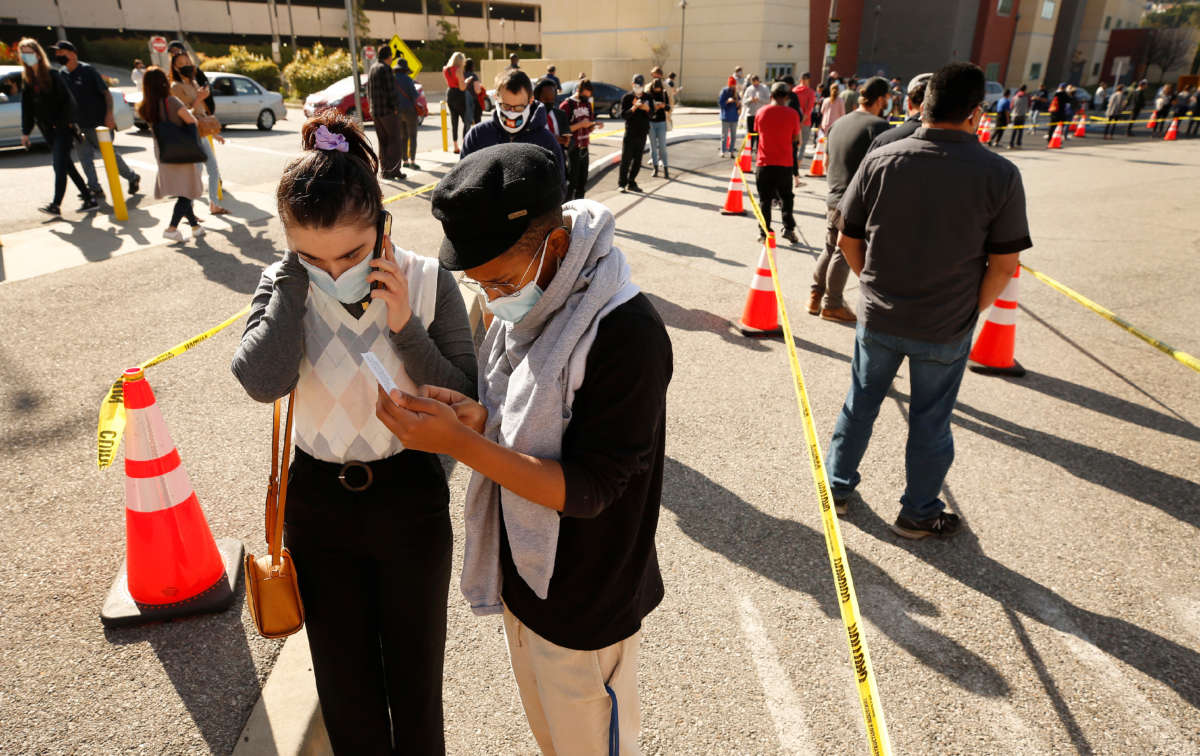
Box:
[206,135,223,201]
[95,127,128,222]
[440,101,449,152]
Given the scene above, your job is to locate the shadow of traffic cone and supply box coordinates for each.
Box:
[720,163,746,215]
[101,367,243,627]
[737,233,783,337]
[968,268,1025,377]
[1047,123,1064,149]
[1164,118,1179,141]
[808,134,826,177]
[739,139,753,172]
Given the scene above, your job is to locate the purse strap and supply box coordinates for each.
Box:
[268,390,296,573]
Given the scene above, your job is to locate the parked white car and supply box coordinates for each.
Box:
[0,65,135,148]
[128,72,287,131]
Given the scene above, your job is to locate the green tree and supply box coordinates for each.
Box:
[343,0,371,49]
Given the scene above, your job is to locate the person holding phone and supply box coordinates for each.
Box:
[231,111,477,755]
[170,51,227,215]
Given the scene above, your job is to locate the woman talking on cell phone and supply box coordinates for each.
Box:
[231,111,476,755]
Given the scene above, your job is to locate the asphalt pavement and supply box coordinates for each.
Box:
[1,117,1197,754]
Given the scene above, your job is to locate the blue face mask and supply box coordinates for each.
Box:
[298,251,373,304]
[20,52,39,67]
[484,231,556,324]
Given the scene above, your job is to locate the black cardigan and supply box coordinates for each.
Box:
[21,69,77,136]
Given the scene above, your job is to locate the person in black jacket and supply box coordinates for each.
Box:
[1126,80,1148,136]
[17,38,92,216]
[618,73,652,193]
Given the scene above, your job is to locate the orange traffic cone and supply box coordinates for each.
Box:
[1048,123,1064,149]
[739,139,752,172]
[1164,118,1179,141]
[101,367,242,627]
[1074,114,1087,137]
[968,268,1025,377]
[738,234,783,337]
[720,163,746,215]
[808,134,826,177]
[977,114,991,143]
[1147,112,1158,131]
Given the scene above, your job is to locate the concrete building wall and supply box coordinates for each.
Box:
[1006,0,1061,88]
[539,0,809,104]
[1076,0,1144,85]
[972,0,1022,82]
[810,0,863,82]
[855,0,977,81]
[1045,0,1089,85]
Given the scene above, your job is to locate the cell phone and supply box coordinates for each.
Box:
[369,210,392,291]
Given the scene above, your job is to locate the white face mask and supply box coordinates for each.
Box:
[20,52,38,67]
[633,84,644,95]
[499,101,531,133]
[297,252,373,304]
[481,229,559,324]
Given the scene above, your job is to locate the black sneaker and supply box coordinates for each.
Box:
[91,186,105,202]
[782,229,799,244]
[757,229,767,243]
[618,185,628,193]
[79,195,100,212]
[663,167,670,180]
[128,174,140,194]
[627,182,644,193]
[833,498,849,516]
[891,511,961,540]
[38,203,61,216]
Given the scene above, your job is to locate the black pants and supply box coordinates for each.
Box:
[989,113,1008,146]
[446,88,466,142]
[1153,110,1168,135]
[746,114,758,152]
[1047,114,1066,141]
[1103,118,1119,138]
[1188,113,1199,136]
[45,125,88,207]
[1127,109,1141,135]
[375,112,404,174]
[169,197,198,228]
[567,145,589,200]
[1009,115,1026,146]
[285,448,452,756]
[618,129,648,187]
[755,165,795,232]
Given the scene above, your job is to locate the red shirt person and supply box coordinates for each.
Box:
[752,82,802,243]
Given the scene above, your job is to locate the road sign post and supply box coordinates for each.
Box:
[363,45,376,63]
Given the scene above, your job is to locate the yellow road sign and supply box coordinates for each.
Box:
[388,35,422,75]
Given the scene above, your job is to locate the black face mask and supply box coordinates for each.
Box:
[55,55,69,65]
[179,65,195,78]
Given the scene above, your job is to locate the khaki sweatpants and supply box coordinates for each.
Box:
[503,607,642,756]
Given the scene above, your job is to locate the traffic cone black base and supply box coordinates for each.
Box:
[736,321,784,338]
[100,538,243,628]
[968,359,1026,378]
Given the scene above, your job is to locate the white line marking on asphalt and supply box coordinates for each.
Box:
[221,142,303,158]
[123,158,156,172]
[737,595,815,755]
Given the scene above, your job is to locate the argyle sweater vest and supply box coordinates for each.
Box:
[293,249,440,463]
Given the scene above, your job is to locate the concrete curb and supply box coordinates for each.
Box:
[232,129,716,756]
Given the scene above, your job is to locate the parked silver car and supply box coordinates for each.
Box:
[0,65,135,148]
[129,72,287,131]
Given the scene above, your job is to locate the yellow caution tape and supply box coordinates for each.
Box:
[1020,263,1200,374]
[734,137,892,755]
[382,181,439,205]
[96,304,251,470]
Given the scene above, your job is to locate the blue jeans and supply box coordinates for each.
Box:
[649,120,668,168]
[197,135,221,205]
[75,127,136,191]
[46,125,88,206]
[826,324,973,521]
[721,120,738,153]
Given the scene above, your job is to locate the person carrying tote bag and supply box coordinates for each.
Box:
[137,66,204,243]
[170,51,228,214]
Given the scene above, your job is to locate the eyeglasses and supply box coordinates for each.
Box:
[462,226,566,298]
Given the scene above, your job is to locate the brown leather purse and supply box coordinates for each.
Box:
[244,391,305,638]
[195,113,221,138]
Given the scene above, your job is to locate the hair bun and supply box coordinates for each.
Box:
[300,110,378,174]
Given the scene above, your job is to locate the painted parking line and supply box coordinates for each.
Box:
[737,594,816,755]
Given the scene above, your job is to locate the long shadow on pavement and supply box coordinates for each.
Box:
[643,293,770,353]
[46,195,162,263]
[103,577,261,755]
[615,227,743,267]
[662,457,1011,697]
[847,496,1200,709]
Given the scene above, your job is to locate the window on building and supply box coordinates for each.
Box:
[1041,0,1055,19]
[997,0,1014,15]
[985,62,1001,81]
[1115,18,1122,28]
[1092,62,1101,76]
[1030,62,1043,80]
[1104,15,1112,30]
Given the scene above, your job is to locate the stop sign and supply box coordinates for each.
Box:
[363,45,376,62]
[150,36,168,54]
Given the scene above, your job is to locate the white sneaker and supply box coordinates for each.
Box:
[163,228,184,242]
[191,225,205,240]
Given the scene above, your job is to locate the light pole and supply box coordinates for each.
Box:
[678,0,687,87]
[500,19,506,60]
[821,0,840,90]
[345,0,363,123]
